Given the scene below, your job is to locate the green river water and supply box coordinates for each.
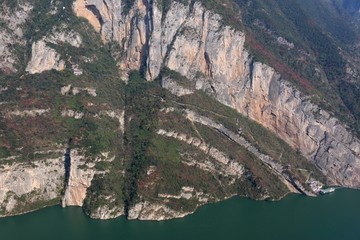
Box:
[1,189,359,240]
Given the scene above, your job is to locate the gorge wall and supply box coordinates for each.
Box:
[0,0,359,220]
[74,0,360,188]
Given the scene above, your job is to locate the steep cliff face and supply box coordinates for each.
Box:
[0,153,63,216]
[61,150,96,207]
[161,2,360,188]
[25,27,82,74]
[75,0,360,188]
[26,40,66,74]
[0,148,104,216]
[1,0,359,221]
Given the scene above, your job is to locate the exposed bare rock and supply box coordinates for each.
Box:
[61,85,97,97]
[26,40,65,74]
[73,0,102,32]
[128,200,191,221]
[0,32,18,73]
[61,84,72,95]
[0,87,8,94]
[181,109,314,194]
[158,186,195,200]
[73,0,162,78]
[127,1,360,188]
[5,109,50,118]
[162,77,194,96]
[72,87,97,97]
[1,0,359,222]
[90,204,124,220]
[61,150,96,207]
[146,1,190,79]
[61,109,84,119]
[214,62,360,188]
[0,157,63,216]
[24,24,82,75]
[46,27,82,47]
[73,0,122,42]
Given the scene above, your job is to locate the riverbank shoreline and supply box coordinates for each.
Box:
[0,189,359,240]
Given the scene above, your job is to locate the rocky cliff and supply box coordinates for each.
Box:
[75,0,360,189]
[0,147,106,216]
[61,149,96,207]
[0,6,125,216]
[0,0,359,221]
[0,150,63,216]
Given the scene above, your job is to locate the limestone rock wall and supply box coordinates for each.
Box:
[0,148,99,216]
[61,150,96,207]
[0,157,63,216]
[25,26,82,74]
[25,40,65,74]
[73,0,360,188]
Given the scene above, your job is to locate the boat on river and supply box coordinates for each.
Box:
[320,187,336,194]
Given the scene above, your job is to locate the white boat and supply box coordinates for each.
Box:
[320,187,336,194]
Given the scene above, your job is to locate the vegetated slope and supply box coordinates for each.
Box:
[0,0,126,217]
[0,0,359,220]
[122,69,326,220]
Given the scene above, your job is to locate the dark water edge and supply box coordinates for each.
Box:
[1,189,360,240]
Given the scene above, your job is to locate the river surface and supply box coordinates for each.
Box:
[1,189,360,240]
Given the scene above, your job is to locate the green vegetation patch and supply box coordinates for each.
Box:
[122,71,165,215]
[148,136,180,163]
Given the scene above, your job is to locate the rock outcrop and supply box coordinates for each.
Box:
[90,204,124,220]
[46,27,82,48]
[222,62,360,188]
[0,157,63,216]
[24,24,82,74]
[61,150,96,207]
[0,147,100,216]
[183,109,315,195]
[73,0,122,42]
[26,40,65,74]
[128,201,191,221]
[162,77,194,96]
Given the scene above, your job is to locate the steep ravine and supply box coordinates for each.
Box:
[74,0,360,188]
